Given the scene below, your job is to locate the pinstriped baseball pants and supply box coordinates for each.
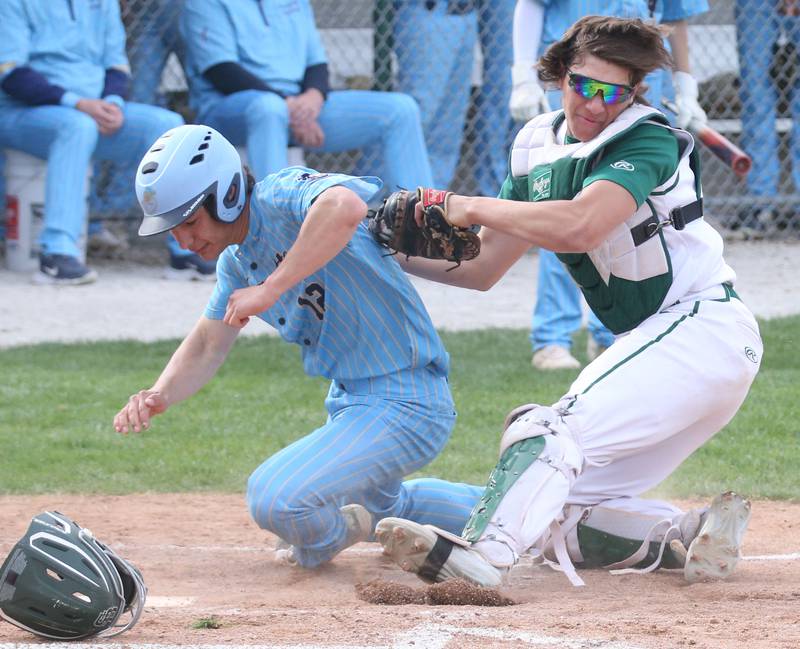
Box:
[246,372,482,568]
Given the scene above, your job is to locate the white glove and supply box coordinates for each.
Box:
[510,61,550,123]
[672,71,708,130]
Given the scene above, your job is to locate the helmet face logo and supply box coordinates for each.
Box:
[142,189,158,215]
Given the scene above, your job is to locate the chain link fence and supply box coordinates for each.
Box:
[119,0,799,239]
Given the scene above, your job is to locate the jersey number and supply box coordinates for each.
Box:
[298,283,325,320]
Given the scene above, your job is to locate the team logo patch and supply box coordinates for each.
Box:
[744,346,759,363]
[611,160,635,171]
[298,172,332,182]
[530,168,552,201]
[141,188,158,214]
[93,606,119,627]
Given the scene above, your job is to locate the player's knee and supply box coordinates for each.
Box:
[500,403,583,476]
[245,477,297,535]
[244,91,289,128]
[154,108,184,132]
[384,92,422,125]
[59,111,100,150]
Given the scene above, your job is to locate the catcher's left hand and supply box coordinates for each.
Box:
[367,187,480,265]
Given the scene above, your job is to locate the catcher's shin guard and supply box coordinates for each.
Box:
[464,405,583,583]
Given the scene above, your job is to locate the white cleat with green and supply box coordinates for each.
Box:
[375,517,505,588]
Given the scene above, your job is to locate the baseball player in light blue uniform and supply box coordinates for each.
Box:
[114,124,480,568]
[511,0,708,368]
[0,0,183,283]
[179,0,433,193]
[391,0,517,195]
[734,0,800,230]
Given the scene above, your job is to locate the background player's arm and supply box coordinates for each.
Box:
[224,186,367,327]
[113,317,239,433]
[665,19,708,129]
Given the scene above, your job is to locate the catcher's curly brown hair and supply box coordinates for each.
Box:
[538,15,672,105]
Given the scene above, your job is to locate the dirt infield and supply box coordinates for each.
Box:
[1,493,798,649]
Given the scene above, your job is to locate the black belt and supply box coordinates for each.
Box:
[630,198,704,247]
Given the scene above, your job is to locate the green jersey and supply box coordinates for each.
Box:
[500,104,732,334]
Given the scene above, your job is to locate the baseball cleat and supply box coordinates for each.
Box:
[681,491,751,583]
[273,504,372,568]
[273,539,298,567]
[340,503,373,546]
[375,517,504,588]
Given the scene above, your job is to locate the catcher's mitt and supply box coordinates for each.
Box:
[367,187,480,266]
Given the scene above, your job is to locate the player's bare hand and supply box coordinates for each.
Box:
[76,99,124,135]
[224,283,280,329]
[413,192,470,228]
[291,119,325,149]
[286,89,324,125]
[114,390,168,434]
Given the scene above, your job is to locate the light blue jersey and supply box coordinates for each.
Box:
[206,166,449,385]
[220,167,481,567]
[539,0,708,49]
[0,0,129,109]
[181,0,327,117]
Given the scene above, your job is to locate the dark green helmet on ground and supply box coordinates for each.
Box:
[0,511,146,639]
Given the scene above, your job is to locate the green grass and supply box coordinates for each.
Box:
[0,316,798,500]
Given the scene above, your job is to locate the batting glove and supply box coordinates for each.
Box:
[510,61,551,123]
[672,71,708,130]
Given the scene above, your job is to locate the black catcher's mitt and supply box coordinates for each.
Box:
[367,187,480,266]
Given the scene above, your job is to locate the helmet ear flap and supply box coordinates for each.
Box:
[221,171,242,212]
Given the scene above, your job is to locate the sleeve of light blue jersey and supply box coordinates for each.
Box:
[265,167,382,226]
[204,249,247,320]
[102,0,131,70]
[661,0,708,22]
[0,0,30,79]
[182,0,240,74]
[303,1,328,66]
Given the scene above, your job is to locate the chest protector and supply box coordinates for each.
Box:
[507,104,702,334]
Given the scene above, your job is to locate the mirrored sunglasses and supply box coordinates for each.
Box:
[567,71,634,105]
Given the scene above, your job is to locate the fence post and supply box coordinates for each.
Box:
[372,0,394,91]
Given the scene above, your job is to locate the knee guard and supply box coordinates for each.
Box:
[462,404,583,546]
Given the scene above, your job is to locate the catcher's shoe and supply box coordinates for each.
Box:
[670,491,751,583]
[273,504,372,567]
[375,517,504,588]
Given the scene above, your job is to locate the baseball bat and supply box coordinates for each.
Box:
[662,99,752,178]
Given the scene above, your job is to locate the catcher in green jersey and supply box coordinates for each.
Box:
[373,16,762,588]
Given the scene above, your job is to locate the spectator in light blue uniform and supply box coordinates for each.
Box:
[115,125,481,569]
[91,0,215,279]
[0,0,183,284]
[509,0,708,370]
[391,0,517,196]
[733,0,800,233]
[179,0,434,194]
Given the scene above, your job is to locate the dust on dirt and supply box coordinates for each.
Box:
[356,578,516,606]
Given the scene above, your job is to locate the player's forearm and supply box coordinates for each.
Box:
[151,318,236,407]
[265,187,365,296]
[398,256,491,289]
[452,195,597,253]
[666,20,691,72]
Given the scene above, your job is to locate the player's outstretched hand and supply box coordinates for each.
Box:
[114,390,168,434]
[224,284,281,329]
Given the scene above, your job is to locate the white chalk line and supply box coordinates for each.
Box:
[0,621,648,649]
